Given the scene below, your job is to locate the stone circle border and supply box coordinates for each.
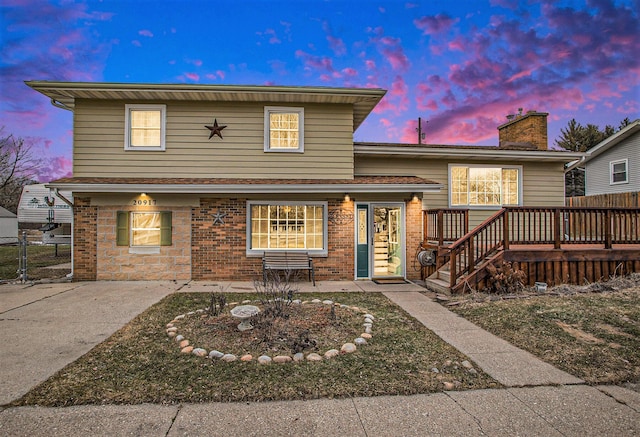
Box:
[165,298,375,364]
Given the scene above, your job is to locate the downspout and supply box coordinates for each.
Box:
[54,189,74,279]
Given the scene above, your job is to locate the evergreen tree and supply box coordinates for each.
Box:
[556,118,629,197]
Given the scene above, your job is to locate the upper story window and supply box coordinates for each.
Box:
[610,159,628,184]
[125,104,166,151]
[449,165,522,208]
[264,106,304,153]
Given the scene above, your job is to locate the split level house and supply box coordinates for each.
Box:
[27,81,585,284]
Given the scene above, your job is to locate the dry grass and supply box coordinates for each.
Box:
[449,275,640,386]
[13,292,499,407]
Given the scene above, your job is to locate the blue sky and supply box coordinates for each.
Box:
[1,0,638,182]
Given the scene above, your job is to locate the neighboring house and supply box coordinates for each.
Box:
[26,81,583,282]
[579,120,640,196]
[0,206,18,245]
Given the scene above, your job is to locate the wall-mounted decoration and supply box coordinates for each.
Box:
[205,119,227,139]
[212,209,228,225]
[328,208,354,225]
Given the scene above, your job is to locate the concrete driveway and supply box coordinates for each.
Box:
[0,281,181,405]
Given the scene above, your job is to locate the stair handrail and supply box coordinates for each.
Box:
[443,208,507,289]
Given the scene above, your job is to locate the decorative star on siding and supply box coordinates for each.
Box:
[205,119,227,139]
[212,210,228,225]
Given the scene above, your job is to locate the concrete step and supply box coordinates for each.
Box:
[424,277,450,294]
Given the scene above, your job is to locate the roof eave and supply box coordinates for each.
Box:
[44,182,443,194]
[354,144,585,162]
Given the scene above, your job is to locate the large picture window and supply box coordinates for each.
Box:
[264,106,304,152]
[125,104,166,150]
[247,202,326,255]
[449,165,521,207]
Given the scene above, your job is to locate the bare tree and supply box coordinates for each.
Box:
[0,128,40,213]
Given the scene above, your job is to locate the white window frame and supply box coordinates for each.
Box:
[124,104,166,151]
[448,164,523,209]
[246,201,327,256]
[129,211,161,254]
[609,159,628,185]
[264,106,304,153]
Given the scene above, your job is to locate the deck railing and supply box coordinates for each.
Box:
[424,209,468,246]
[443,207,640,290]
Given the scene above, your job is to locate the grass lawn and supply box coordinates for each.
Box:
[13,292,499,407]
[449,278,640,386]
[0,244,71,281]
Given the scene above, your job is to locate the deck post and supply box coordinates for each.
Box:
[503,209,510,250]
[554,208,561,249]
[605,209,612,249]
[449,249,457,289]
[437,210,444,246]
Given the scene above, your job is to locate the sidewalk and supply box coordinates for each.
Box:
[1,281,639,436]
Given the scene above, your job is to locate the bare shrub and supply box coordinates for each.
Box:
[484,262,527,294]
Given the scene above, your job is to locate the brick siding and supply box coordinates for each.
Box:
[73,197,97,281]
[405,198,423,281]
[96,206,191,281]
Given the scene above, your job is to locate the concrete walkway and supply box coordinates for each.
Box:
[384,291,583,387]
[1,280,639,436]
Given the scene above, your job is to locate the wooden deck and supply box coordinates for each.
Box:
[422,207,640,292]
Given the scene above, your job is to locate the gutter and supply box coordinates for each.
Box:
[45,182,444,194]
[564,156,587,173]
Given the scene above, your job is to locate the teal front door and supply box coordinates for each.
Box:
[356,204,369,278]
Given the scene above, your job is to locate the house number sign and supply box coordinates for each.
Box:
[132,199,158,206]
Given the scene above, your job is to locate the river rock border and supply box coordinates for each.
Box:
[165,298,375,364]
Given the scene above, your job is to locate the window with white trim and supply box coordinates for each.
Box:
[449,165,521,207]
[125,104,166,150]
[247,202,326,255]
[610,159,628,184]
[264,106,304,152]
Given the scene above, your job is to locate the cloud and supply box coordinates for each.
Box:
[1,0,114,179]
[294,49,335,76]
[414,13,457,35]
[138,29,153,37]
[322,21,346,56]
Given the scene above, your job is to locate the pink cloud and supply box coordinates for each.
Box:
[365,60,376,70]
[342,67,358,77]
[295,50,334,75]
[322,21,346,56]
[132,40,141,47]
[138,29,153,37]
[414,13,456,35]
[379,37,410,71]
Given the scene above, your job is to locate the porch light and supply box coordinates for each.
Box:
[141,192,147,197]
[412,193,419,202]
[344,193,350,202]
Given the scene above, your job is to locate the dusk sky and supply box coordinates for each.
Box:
[1,0,638,182]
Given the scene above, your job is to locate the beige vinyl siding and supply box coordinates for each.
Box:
[73,100,354,179]
[355,157,565,229]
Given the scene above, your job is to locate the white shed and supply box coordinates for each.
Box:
[0,206,18,244]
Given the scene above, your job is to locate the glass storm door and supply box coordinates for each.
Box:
[373,205,404,277]
[356,203,405,279]
[356,204,369,278]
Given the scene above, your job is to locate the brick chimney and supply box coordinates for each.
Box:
[498,110,549,150]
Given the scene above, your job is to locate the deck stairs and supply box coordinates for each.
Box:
[425,250,503,294]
